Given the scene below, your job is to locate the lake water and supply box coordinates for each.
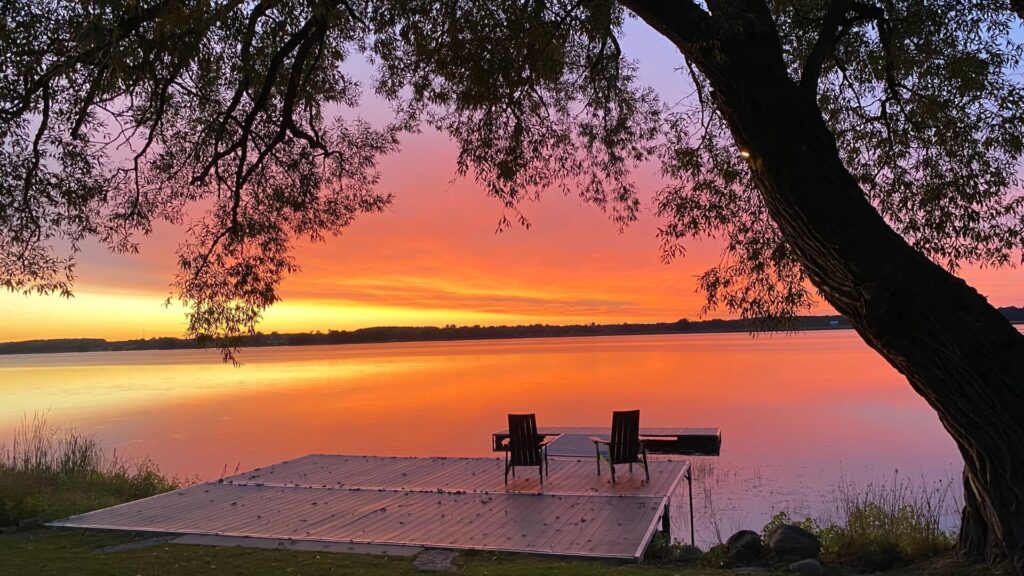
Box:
[0,330,965,544]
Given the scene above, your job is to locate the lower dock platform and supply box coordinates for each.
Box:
[51,454,692,560]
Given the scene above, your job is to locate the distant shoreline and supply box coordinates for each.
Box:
[2,307,1021,356]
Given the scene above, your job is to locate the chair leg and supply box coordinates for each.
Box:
[629,462,633,473]
[595,443,601,476]
[611,463,616,485]
[504,461,509,484]
[642,448,650,483]
[539,462,544,485]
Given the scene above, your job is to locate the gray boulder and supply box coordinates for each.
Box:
[677,544,704,561]
[788,558,824,574]
[767,524,821,560]
[726,530,763,564]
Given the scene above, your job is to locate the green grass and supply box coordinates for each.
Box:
[0,529,707,576]
[0,414,181,526]
[0,528,990,576]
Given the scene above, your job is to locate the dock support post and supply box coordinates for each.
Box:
[687,467,694,545]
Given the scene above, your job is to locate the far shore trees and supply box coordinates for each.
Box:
[1,1,1023,570]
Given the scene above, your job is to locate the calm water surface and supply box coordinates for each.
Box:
[0,331,963,544]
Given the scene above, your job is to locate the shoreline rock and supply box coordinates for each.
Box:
[767,524,821,560]
[788,558,824,574]
[727,530,763,564]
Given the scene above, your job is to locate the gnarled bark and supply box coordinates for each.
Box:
[622,0,1024,571]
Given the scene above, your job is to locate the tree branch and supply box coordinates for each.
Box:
[1012,0,1024,22]
[801,0,849,92]
[801,0,885,93]
[0,0,176,122]
[20,84,51,243]
[191,12,321,186]
[616,0,714,60]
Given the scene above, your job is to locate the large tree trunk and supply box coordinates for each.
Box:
[623,1,1024,571]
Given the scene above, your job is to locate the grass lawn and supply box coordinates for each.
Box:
[0,529,699,576]
[0,528,997,576]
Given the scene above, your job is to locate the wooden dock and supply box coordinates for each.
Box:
[51,455,692,560]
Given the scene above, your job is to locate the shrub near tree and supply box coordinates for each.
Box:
[2,0,1023,570]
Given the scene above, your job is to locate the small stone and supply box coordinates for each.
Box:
[767,524,821,560]
[15,518,42,531]
[726,530,763,564]
[413,549,458,572]
[789,558,825,574]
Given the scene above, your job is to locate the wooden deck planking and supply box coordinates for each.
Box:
[540,497,613,553]
[455,502,517,547]
[455,493,533,547]
[540,497,591,551]
[351,491,458,543]
[396,495,505,547]
[237,456,474,490]
[224,454,678,496]
[52,455,688,559]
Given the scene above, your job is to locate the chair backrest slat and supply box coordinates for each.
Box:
[507,413,540,466]
[609,410,640,464]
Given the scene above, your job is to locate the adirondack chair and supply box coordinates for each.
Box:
[503,413,556,484]
[590,410,649,484]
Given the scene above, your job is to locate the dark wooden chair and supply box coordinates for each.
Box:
[503,413,556,484]
[590,409,649,484]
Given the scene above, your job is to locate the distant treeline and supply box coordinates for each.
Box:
[2,307,1022,356]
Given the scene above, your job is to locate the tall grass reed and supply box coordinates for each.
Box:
[815,470,958,569]
[0,413,182,526]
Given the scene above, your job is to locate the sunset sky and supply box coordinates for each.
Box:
[0,19,1021,343]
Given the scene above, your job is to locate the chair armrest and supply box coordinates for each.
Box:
[538,434,560,447]
[589,436,610,445]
